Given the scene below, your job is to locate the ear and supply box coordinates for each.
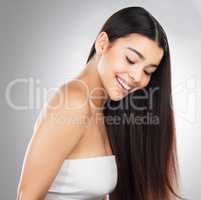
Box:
[95,31,110,55]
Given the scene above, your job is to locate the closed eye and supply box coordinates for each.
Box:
[126,56,153,76]
[126,56,135,65]
[144,71,152,76]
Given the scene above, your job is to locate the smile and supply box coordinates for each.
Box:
[115,75,132,92]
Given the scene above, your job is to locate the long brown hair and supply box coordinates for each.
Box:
[86,7,185,200]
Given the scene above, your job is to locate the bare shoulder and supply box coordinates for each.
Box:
[61,79,90,111]
[31,80,92,161]
[49,80,90,112]
[36,80,91,130]
[16,81,92,199]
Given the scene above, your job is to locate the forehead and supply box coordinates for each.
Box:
[113,33,164,63]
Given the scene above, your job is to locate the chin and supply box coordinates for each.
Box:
[108,90,127,101]
[110,96,123,101]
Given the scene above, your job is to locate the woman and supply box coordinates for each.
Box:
[17,6,185,200]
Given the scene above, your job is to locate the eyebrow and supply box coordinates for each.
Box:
[126,47,158,68]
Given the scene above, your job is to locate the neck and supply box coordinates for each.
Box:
[76,55,109,112]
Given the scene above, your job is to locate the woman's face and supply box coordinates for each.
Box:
[95,32,164,101]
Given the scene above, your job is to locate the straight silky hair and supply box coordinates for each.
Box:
[86,7,185,200]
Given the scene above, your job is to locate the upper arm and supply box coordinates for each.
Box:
[17,82,90,200]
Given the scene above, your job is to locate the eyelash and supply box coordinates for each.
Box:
[144,71,152,76]
[126,56,135,65]
[125,56,152,76]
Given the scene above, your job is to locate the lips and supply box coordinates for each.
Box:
[115,75,134,92]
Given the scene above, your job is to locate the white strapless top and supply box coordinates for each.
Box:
[44,155,118,200]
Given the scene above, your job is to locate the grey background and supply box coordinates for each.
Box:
[1,0,201,199]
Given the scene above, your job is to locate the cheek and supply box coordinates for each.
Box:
[140,77,151,88]
[112,64,125,74]
[110,56,127,76]
[99,54,125,78]
[97,55,117,89]
[106,48,126,73]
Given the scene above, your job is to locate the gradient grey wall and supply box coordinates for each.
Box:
[1,0,201,199]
